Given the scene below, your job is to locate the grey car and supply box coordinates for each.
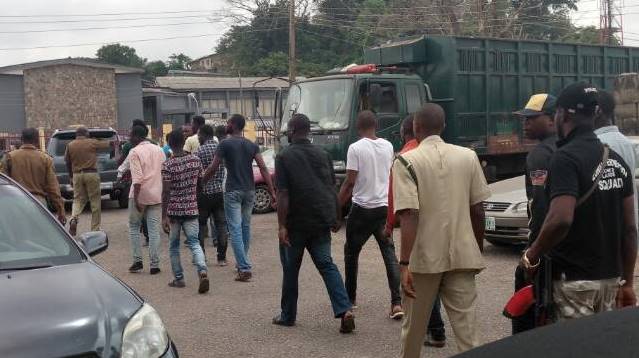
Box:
[483,175,530,246]
[0,173,178,357]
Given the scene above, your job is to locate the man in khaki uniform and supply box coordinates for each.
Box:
[2,128,66,224]
[393,104,490,358]
[65,126,112,235]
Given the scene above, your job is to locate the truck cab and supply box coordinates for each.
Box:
[279,68,428,179]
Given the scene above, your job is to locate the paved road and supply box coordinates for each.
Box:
[77,202,521,358]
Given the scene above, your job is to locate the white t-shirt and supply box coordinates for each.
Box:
[346,137,395,208]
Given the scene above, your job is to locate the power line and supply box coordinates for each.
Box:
[0,9,224,18]
[0,20,226,34]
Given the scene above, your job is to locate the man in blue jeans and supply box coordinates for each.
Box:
[272,113,355,333]
[203,114,275,282]
[161,129,209,294]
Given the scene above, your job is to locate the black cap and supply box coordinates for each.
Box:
[557,82,599,115]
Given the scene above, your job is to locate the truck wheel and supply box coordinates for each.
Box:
[253,185,272,214]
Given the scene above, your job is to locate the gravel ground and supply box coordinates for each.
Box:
[79,201,522,358]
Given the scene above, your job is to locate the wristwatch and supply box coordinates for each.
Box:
[521,249,540,270]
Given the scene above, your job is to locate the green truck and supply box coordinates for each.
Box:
[278,36,639,180]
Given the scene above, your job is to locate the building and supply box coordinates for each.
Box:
[188,54,230,73]
[0,58,144,132]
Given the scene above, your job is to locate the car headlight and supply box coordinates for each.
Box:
[333,160,346,172]
[512,201,528,214]
[122,304,169,358]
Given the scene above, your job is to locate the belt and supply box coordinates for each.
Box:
[74,168,98,173]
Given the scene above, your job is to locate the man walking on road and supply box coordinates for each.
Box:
[2,128,66,224]
[523,83,637,320]
[203,114,276,282]
[127,125,166,275]
[195,124,228,266]
[511,93,557,333]
[162,129,209,294]
[385,115,446,347]
[65,126,112,236]
[394,104,490,357]
[338,110,403,319]
[272,113,355,334]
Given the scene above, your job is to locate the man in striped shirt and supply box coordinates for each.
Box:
[162,129,209,294]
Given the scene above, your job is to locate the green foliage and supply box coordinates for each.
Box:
[96,44,146,68]
[167,53,193,70]
[144,60,168,79]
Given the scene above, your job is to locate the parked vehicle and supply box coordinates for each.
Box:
[483,175,529,247]
[276,36,639,181]
[253,148,276,214]
[47,127,127,207]
[0,173,178,357]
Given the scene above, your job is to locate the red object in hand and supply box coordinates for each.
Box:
[503,285,535,319]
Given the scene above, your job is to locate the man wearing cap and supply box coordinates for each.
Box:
[522,82,637,321]
[511,93,557,333]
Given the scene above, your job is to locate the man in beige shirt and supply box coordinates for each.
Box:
[393,104,490,358]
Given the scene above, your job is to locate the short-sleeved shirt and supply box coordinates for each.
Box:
[393,135,491,274]
[276,138,337,232]
[525,136,557,243]
[547,126,633,281]
[346,137,394,209]
[195,139,225,194]
[216,136,259,192]
[65,136,110,172]
[183,134,200,154]
[128,141,165,205]
[161,154,202,218]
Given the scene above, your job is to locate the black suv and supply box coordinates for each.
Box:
[47,128,127,208]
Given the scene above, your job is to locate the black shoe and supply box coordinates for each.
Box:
[272,315,295,327]
[129,262,143,273]
[150,268,161,275]
[198,272,210,294]
[424,332,446,348]
[340,311,355,334]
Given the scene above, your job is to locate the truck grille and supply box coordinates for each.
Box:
[483,202,511,212]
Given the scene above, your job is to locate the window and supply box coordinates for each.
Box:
[359,82,399,114]
[405,83,423,113]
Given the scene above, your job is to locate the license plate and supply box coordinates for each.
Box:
[485,216,496,231]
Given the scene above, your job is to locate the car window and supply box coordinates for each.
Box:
[358,82,399,114]
[49,132,116,156]
[0,185,83,268]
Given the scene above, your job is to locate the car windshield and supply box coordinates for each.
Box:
[281,79,353,132]
[48,131,116,156]
[0,184,83,269]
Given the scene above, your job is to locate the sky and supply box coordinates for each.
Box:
[0,0,637,67]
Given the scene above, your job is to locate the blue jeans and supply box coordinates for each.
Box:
[224,190,255,272]
[128,200,161,268]
[168,217,207,281]
[279,229,352,323]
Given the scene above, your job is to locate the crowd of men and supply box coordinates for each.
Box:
[1,81,637,357]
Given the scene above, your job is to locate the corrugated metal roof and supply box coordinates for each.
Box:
[0,58,145,75]
[156,76,296,90]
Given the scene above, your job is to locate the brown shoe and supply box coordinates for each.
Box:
[198,272,210,294]
[69,218,78,236]
[234,271,252,282]
[340,311,355,334]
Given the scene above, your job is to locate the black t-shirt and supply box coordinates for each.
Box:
[275,139,337,232]
[547,126,633,281]
[216,136,259,192]
[526,136,556,243]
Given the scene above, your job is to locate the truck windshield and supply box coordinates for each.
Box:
[282,79,352,132]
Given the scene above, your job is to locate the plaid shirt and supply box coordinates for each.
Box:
[195,139,225,194]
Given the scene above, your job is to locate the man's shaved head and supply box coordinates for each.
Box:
[413,104,446,140]
[356,110,377,131]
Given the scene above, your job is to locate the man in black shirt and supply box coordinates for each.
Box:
[523,82,637,320]
[511,93,557,333]
[272,113,355,334]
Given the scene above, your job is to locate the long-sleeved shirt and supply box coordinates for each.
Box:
[385,139,419,234]
[128,141,165,205]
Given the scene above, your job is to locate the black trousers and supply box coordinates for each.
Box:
[344,204,401,306]
[197,192,228,261]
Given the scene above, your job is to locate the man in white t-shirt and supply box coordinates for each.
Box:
[338,110,403,319]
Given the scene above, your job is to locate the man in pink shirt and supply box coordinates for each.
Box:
[127,125,166,274]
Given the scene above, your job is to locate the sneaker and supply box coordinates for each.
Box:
[128,261,143,273]
[272,315,295,327]
[234,271,252,282]
[424,332,446,348]
[198,272,210,294]
[390,305,404,320]
[69,218,78,237]
[150,267,161,275]
[168,279,186,288]
[217,260,228,267]
[340,311,355,334]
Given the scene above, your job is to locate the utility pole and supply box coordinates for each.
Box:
[288,0,296,82]
[599,0,624,45]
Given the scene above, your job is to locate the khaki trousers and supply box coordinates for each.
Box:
[400,270,479,358]
[71,172,101,231]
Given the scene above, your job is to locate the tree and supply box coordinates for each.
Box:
[167,53,192,71]
[96,44,146,68]
[145,60,168,79]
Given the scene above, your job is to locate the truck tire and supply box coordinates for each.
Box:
[253,184,273,214]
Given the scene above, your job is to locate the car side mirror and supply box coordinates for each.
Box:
[79,231,109,256]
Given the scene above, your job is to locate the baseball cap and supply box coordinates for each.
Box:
[514,94,557,117]
[556,82,599,114]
